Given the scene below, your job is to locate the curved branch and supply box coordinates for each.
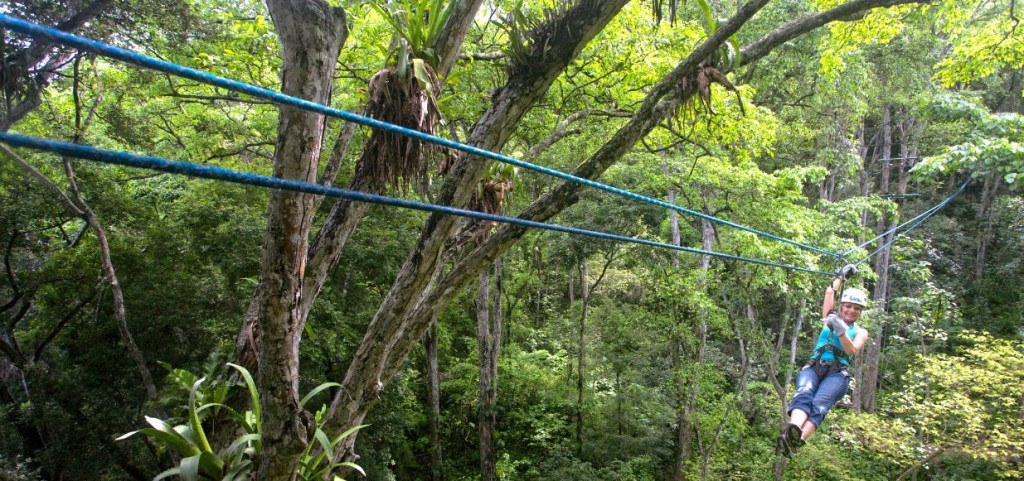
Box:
[0,144,85,217]
[741,0,931,66]
[33,292,93,362]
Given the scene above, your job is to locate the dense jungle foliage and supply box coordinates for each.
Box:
[1,0,1022,480]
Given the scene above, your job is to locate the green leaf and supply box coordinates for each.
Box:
[223,459,253,481]
[330,424,368,446]
[226,363,260,434]
[335,461,366,477]
[197,402,244,425]
[695,0,716,34]
[197,451,225,478]
[116,427,200,457]
[180,454,202,481]
[300,382,341,408]
[412,58,432,94]
[225,433,261,456]
[315,428,335,463]
[189,377,215,454]
[154,467,181,481]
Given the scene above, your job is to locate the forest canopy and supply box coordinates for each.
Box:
[0,0,1021,480]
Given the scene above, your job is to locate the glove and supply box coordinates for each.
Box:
[836,264,858,280]
[826,313,847,334]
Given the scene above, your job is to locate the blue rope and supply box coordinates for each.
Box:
[0,13,841,260]
[842,178,971,258]
[851,178,970,267]
[0,133,834,275]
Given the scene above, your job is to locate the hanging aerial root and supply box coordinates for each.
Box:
[674,62,746,119]
[355,65,444,193]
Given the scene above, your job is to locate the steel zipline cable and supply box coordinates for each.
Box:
[850,178,971,267]
[0,13,840,259]
[0,133,835,275]
[841,178,971,259]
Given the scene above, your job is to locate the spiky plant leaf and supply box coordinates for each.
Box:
[153,467,181,481]
[188,377,214,454]
[116,426,199,457]
[300,382,342,408]
[226,363,260,434]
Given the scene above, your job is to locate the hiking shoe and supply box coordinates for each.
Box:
[785,424,805,453]
[776,433,792,458]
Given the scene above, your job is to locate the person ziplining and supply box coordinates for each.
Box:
[778,264,869,457]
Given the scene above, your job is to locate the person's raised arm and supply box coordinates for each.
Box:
[821,277,843,322]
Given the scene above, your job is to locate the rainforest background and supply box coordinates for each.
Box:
[1,0,1022,479]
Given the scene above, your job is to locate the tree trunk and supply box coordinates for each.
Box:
[674,218,715,481]
[476,258,503,481]
[858,106,895,414]
[664,160,681,267]
[857,124,871,239]
[568,262,575,305]
[235,0,483,372]
[575,259,589,457]
[254,2,347,478]
[476,270,495,481]
[424,318,442,481]
[973,171,1000,282]
[616,368,623,436]
[773,298,805,481]
[535,245,544,327]
[874,105,894,310]
[670,314,688,481]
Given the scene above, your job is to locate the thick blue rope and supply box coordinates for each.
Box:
[0,133,834,275]
[842,178,970,258]
[0,14,840,259]
[851,178,970,266]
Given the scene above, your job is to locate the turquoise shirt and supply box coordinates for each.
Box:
[812,322,859,366]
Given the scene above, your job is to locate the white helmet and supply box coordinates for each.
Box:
[840,288,868,308]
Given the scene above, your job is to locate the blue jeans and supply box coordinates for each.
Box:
[787,365,850,427]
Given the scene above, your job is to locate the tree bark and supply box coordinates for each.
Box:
[664,160,682,268]
[476,270,495,481]
[253,2,347,478]
[672,218,716,481]
[773,298,805,481]
[476,258,502,481]
[424,317,442,481]
[858,106,895,414]
[575,259,589,457]
[973,171,1000,282]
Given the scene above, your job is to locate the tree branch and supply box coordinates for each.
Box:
[33,292,93,362]
[205,142,275,162]
[896,447,954,481]
[741,0,931,66]
[526,108,632,159]
[0,144,85,217]
[458,51,506,62]
[2,231,22,310]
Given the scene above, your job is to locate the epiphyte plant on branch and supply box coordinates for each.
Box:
[674,0,745,120]
[355,0,455,193]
